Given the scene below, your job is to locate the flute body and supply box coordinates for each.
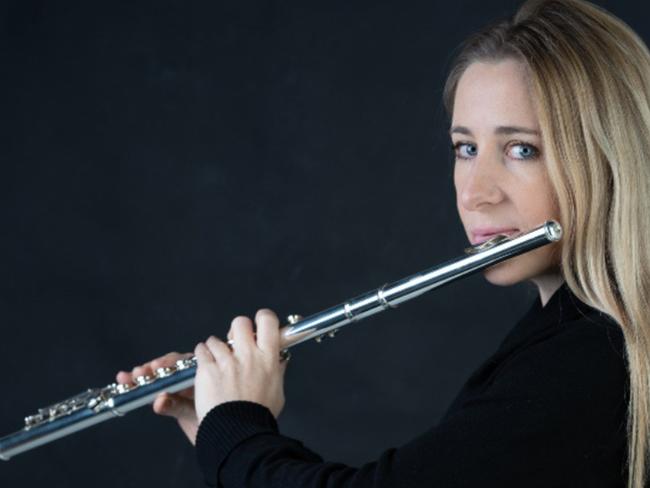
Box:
[0,221,562,461]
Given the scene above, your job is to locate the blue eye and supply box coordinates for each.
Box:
[451,142,478,160]
[451,141,541,161]
[508,142,539,160]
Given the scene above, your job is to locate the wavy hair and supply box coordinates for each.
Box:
[442,1,650,486]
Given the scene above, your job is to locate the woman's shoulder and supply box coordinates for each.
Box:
[499,284,627,377]
[552,310,625,360]
[495,310,628,400]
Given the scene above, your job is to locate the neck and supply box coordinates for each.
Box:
[532,273,565,307]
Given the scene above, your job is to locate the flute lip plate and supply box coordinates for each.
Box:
[464,234,510,255]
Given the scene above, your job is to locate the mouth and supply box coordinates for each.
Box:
[470,228,520,245]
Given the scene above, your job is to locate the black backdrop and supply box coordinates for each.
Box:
[1,1,646,487]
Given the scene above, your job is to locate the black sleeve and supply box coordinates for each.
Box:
[195,321,628,488]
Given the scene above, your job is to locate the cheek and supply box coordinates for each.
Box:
[513,178,560,224]
[453,165,467,214]
[454,191,470,236]
[452,160,469,192]
[516,164,557,207]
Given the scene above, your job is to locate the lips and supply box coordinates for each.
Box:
[470,227,520,245]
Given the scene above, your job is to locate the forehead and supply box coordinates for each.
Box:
[452,59,539,130]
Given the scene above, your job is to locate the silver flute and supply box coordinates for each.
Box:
[0,221,562,461]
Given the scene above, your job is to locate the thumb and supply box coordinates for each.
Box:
[154,392,195,419]
[154,393,199,445]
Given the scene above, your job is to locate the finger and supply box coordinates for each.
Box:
[131,365,154,379]
[205,335,233,364]
[153,392,171,415]
[116,371,132,384]
[150,352,179,370]
[118,351,191,384]
[150,351,192,370]
[255,308,280,355]
[153,393,199,443]
[194,342,214,366]
[153,392,194,418]
[176,385,195,399]
[230,316,256,355]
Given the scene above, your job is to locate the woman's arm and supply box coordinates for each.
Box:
[118,313,627,487]
[194,318,628,487]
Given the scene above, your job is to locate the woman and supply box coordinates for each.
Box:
[117,0,650,486]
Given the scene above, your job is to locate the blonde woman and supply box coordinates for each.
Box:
[118,0,648,485]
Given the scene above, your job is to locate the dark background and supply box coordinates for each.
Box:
[0,1,645,486]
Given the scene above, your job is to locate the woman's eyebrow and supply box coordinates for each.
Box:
[449,125,541,136]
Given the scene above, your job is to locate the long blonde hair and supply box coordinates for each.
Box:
[443,1,650,486]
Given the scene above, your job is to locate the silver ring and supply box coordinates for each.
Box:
[377,284,395,309]
[344,302,356,321]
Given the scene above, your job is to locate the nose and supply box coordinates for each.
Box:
[457,154,505,211]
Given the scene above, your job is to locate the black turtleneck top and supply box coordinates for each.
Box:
[195,284,629,487]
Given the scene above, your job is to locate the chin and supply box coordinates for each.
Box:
[480,247,561,287]
[480,257,533,287]
[482,268,522,287]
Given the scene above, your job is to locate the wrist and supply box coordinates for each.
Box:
[195,401,279,485]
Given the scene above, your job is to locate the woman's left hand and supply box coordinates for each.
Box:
[194,308,289,424]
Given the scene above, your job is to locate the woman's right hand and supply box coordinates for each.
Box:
[116,352,198,444]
